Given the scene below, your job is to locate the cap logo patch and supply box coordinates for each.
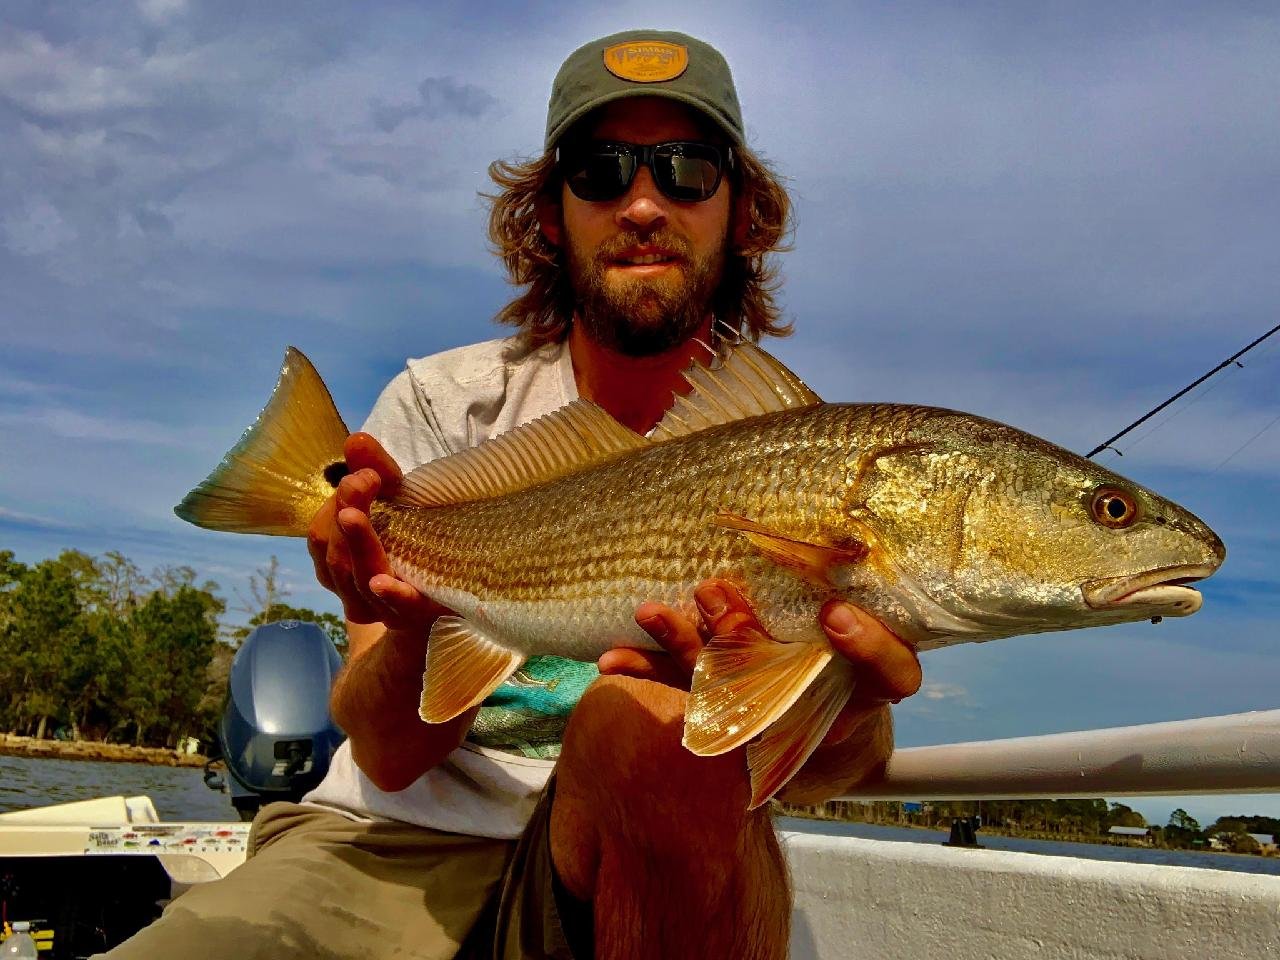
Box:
[603,41,689,83]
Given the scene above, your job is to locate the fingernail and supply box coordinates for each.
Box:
[637,615,669,641]
[696,586,727,620]
[825,604,862,639]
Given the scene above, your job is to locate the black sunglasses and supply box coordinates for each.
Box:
[557,140,733,203]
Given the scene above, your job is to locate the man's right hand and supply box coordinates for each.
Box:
[313,433,471,790]
[307,432,443,634]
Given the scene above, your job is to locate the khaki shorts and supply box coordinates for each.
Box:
[98,782,585,960]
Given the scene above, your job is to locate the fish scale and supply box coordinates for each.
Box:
[176,342,1223,807]
[371,409,851,640]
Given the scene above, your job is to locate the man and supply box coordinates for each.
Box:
[104,29,920,960]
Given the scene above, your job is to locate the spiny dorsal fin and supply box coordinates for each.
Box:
[395,399,648,508]
[650,340,823,442]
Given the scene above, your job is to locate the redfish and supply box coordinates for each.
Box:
[177,343,1224,807]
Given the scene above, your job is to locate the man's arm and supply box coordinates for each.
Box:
[604,581,921,804]
[309,434,473,792]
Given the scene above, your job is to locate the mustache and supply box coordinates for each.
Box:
[594,231,691,263]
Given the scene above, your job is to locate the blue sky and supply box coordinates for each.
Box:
[2,1,1278,827]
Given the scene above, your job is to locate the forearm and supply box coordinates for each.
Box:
[331,622,477,792]
[776,704,894,806]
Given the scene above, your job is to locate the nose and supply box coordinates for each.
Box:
[615,165,667,233]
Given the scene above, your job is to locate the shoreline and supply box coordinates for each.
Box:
[0,734,208,768]
[779,811,1274,859]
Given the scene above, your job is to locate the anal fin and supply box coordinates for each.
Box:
[745,660,855,809]
[683,627,831,757]
[419,617,524,724]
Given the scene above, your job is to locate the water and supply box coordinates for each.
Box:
[3,757,1276,877]
[778,816,1280,877]
[0,755,237,821]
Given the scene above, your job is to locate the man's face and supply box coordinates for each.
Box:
[548,98,734,357]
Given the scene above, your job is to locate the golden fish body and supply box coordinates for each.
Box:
[177,343,1224,806]
[375,400,1221,655]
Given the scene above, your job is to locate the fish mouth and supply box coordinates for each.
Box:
[1081,563,1218,617]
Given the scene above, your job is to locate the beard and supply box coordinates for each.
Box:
[566,229,726,357]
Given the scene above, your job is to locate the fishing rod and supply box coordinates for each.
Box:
[1086,321,1280,459]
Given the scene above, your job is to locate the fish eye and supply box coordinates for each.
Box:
[1090,487,1139,529]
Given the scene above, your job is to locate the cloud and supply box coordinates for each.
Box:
[919,682,972,704]
[135,0,187,23]
[0,505,75,532]
[2,196,77,255]
[0,406,197,447]
[2,1,1278,771]
[371,76,498,132]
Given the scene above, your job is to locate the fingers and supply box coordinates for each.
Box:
[370,573,447,627]
[597,648,692,688]
[307,497,339,593]
[616,580,761,691]
[692,579,759,640]
[345,433,402,495]
[820,601,922,705]
[311,467,387,624]
[634,600,705,679]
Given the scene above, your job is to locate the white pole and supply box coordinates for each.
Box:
[838,709,1280,800]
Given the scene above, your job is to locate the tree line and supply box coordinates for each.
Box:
[0,549,343,749]
[785,798,1278,851]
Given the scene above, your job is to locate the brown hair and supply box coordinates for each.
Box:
[485,143,794,350]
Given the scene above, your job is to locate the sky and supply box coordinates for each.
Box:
[1,1,1278,828]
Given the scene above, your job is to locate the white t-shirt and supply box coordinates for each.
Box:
[304,336,600,839]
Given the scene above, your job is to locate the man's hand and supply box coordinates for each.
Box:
[603,580,920,731]
[314,433,468,790]
[307,432,443,635]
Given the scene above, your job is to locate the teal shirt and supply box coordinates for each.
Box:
[468,656,600,759]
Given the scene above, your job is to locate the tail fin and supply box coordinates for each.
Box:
[175,347,349,537]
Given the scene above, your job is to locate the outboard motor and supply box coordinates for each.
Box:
[211,620,345,820]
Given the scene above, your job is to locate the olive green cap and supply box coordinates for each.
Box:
[545,29,744,151]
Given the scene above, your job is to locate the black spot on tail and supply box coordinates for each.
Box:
[323,461,349,488]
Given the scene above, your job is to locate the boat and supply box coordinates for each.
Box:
[3,622,1279,957]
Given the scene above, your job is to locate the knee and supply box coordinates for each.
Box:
[558,675,753,823]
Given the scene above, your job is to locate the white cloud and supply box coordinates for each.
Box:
[920,682,972,704]
[2,197,76,255]
[136,0,188,23]
[0,406,197,447]
[0,505,74,531]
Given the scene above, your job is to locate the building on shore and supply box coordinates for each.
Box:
[1107,825,1152,845]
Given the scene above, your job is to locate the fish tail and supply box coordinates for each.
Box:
[175,348,350,537]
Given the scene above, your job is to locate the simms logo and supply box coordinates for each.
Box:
[603,41,689,83]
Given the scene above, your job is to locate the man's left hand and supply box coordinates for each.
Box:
[600,580,921,747]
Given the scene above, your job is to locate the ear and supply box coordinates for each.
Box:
[535,191,564,248]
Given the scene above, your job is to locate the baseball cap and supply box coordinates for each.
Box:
[545,29,744,151]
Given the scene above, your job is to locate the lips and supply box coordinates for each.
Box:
[610,246,680,267]
[1081,563,1218,617]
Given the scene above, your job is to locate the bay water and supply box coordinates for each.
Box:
[3,755,1277,876]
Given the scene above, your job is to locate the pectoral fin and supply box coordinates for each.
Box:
[683,626,831,757]
[745,660,855,809]
[419,617,524,724]
[713,511,867,586]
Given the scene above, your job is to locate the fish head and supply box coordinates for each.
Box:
[842,411,1225,645]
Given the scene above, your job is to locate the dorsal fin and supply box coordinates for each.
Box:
[394,399,648,508]
[650,340,823,442]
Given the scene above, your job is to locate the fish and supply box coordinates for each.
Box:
[176,341,1225,808]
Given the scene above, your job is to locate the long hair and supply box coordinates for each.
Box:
[486,142,794,351]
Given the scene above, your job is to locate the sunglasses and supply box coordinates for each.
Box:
[558,140,733,203]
